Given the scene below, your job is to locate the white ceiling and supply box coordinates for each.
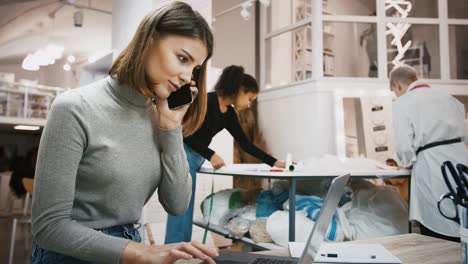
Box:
[0,0,112,63]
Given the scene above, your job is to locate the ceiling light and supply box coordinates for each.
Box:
[14,125,41,131]
[385,0,413,66]
[240,1,253,21]
[74,10,83,27]
[63,63,71,71]
[240,7,250,20]
[22,54,39,71]
[67,55,76,63]
[45,44,64,59]
[33,49,50,66]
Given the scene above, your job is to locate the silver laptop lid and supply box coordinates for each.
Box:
[299,174,350,264]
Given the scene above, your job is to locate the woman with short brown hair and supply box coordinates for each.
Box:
[31,2,217,263]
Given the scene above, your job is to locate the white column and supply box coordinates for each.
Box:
[438,0,450,80]
[311,0,323,80]
[377,0,388,80]
[112,0,153,56]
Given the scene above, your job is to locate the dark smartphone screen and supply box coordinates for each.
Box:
[167,66,201,110]
[167,84,192,109]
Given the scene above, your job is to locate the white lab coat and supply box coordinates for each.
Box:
[393,81,468,237]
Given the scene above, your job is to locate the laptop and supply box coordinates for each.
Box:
[213,174,351,264]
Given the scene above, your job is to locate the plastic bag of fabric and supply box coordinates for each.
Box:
[220,205,256,228]
[226,218,251,239]
[222,205,257,239]
[201,189,242,226]
[339,180,408,240]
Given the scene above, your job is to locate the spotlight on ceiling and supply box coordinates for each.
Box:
[74,10,83,27]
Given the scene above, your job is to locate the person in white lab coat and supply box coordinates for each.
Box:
[390,64,468,241]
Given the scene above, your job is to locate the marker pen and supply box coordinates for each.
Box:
[321,253,376,259]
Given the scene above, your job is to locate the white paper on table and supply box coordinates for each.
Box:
[201,163,272,172]
[288,242,401,263]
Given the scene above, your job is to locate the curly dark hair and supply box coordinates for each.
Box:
[214,65,259,99]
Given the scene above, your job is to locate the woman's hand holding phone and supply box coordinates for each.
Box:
[156,84,198,129]
[156,80,198,130]
[157,66,200,130]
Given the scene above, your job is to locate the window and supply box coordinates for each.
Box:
[449,25,468,79]
[326,0,376,16]
[387,24,440,79]
[448,0,468,19]
[325,22,377,78]
[266,0,311,33]
[385,0,438,18]
[265,24,312,87]
[264,0,312,88]
[261,0,468,89]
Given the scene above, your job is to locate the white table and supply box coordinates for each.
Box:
[197,165,411,245]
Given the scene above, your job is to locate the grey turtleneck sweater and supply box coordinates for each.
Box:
[31,76,191,263]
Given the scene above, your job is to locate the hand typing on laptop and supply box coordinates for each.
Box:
[122,240,218,263]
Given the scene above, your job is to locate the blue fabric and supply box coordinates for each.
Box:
[165,144,205,243]
[31,223,142,264]
[256,190,289,217]
[295,196,338,241]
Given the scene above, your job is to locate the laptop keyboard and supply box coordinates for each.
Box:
[248,258,296,264]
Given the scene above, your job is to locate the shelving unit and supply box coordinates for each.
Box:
[0,80,65,126]
[292,0,335,81]
[293,0,312,81]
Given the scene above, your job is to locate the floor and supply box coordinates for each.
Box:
[0,216,32,264]
[0,171,233,264]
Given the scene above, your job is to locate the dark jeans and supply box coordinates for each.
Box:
[418,221,460,243]
[31,223,142,264]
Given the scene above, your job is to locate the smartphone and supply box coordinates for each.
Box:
[167,66,201,110]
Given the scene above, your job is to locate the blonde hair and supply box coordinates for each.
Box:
[109,1,213,137]
[389,64,418,88]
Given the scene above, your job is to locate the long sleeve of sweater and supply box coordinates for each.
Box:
[32,77,191,263]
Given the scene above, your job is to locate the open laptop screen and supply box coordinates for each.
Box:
[300,174,350,264]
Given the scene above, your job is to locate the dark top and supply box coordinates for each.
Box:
[184,92,276,166]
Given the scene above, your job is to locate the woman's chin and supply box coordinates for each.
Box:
[154,90,171,100]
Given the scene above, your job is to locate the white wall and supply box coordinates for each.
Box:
[112,0,153,56]
[258,82,336,160]
[211,0,255,75]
